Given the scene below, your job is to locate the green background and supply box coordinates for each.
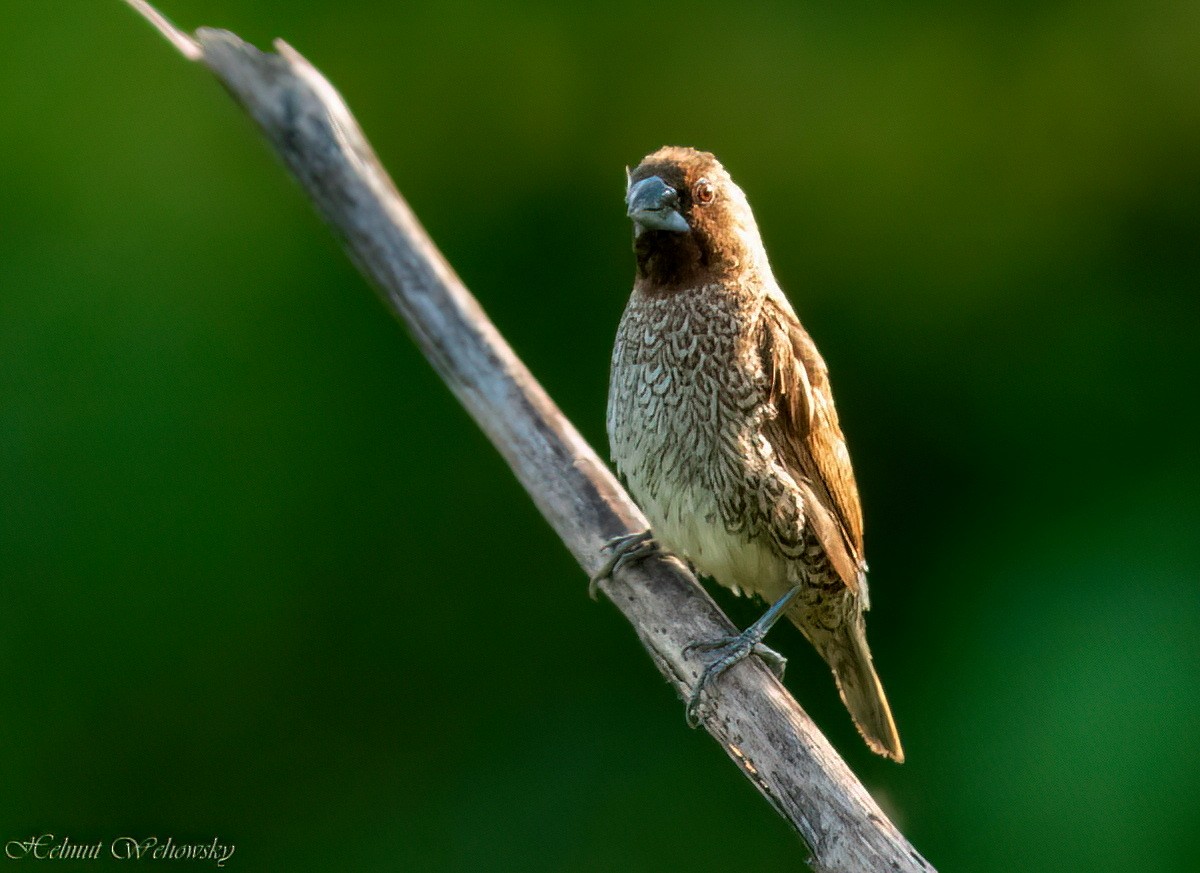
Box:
[3,1,1198,870]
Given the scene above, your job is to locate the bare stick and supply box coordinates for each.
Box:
[121,4,935,871]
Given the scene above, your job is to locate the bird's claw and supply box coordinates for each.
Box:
[588,530,659,600]
[683,633,787,727]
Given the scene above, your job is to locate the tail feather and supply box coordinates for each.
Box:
[823,619,904,762]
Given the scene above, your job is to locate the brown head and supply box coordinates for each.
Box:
[626,146,770,293]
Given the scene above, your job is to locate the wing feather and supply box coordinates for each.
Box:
[759,294,866,592]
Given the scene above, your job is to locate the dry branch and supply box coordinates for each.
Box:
[121,3,936,871]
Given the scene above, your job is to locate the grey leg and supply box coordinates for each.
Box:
[682,584,803,726]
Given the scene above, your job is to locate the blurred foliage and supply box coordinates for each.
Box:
[2,1,1198,870]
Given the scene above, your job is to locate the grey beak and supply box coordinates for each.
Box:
[626,176,690,233]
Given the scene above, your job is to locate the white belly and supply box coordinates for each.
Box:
[636,477,787,600]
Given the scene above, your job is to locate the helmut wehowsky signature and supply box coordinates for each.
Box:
[5,835,234,867]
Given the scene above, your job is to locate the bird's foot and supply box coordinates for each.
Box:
[682,632,787,727]
[589,530,659,600]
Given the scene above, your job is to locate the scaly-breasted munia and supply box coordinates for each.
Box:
[596,146,903,761]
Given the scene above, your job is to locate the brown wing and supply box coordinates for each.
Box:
[759,294,866,592]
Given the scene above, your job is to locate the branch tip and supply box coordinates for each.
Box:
[123,0,203,61]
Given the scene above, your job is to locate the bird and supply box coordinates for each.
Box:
[594,146,903,762]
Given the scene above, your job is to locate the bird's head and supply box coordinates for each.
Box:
[626,146,769,293]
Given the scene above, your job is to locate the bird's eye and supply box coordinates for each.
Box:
[693,179,715,205]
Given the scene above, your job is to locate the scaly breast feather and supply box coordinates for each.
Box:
[607,286,789,598]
